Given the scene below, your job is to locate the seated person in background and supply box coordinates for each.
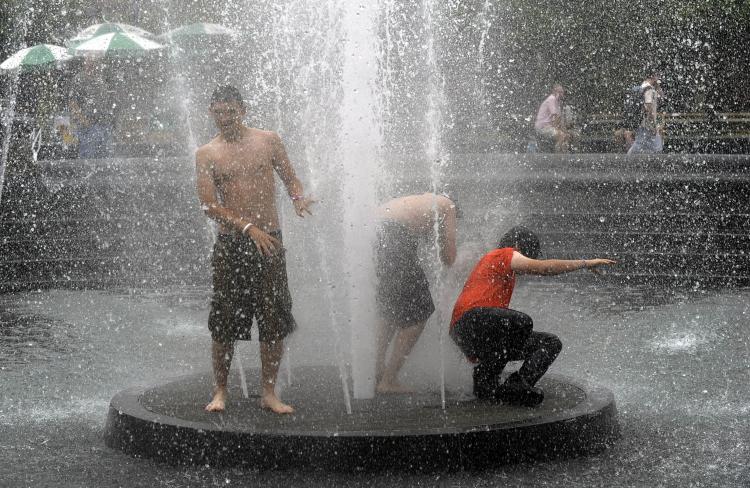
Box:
[54,116,78,150]
[375,192,460,394]
[534,84,570,153]
[47,116,79,160]
[449,226,615,406]
[628,73,664,155]
[68,55,115,159]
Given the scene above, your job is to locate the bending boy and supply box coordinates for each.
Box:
[375,193,460,394]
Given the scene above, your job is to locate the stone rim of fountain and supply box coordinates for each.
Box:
[104,366,619,470]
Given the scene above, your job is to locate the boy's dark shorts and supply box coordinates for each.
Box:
[375,220,435,325]
[208,231,297,344]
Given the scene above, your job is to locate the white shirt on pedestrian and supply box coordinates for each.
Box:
[534,94,561,130]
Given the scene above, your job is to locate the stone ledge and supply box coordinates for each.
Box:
[104,366,619,470]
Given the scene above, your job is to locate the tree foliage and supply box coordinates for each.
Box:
[465,0,750,116]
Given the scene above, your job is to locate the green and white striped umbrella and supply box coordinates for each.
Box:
[68,22,155,47]
[159,23,237,42]
[71,32,166,56]
[0,44,73,71]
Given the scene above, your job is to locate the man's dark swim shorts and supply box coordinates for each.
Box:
[208,230,297,343]
[375,220,435,325]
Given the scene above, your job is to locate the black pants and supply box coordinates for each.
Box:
[450,307,562,389]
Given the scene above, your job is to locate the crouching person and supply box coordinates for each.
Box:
[449,226,615,406]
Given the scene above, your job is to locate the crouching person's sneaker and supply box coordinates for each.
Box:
[495,372,544,407]
[472,362,507,400]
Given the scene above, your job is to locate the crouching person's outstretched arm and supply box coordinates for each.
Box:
[510,252,616,276]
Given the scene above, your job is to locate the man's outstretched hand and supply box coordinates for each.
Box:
[586,258,617,275]
[293,196,316,217]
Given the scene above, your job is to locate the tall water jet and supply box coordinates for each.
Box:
[260,0,356,411]
[0,69,20,203]
[421,0,451,407]
[0,8,30,203]
[158,7,199,155]
[472,0,494,148]
[339,1,383,399]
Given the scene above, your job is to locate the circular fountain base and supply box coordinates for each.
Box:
[104,366,618,470]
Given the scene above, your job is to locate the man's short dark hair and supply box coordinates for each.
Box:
[210,85,244,106]
[497,226,540,259]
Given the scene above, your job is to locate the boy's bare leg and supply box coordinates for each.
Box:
[259,339,294,414]
[206,340,234,412]
[376,321,425,394]
[554,131,565,152]
[555,130,571,153]
[375,320,397,384]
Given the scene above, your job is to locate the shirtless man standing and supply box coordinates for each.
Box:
[374,192,460,393]
[196,85,314,414]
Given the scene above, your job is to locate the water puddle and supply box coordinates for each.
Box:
[0,308,75,369]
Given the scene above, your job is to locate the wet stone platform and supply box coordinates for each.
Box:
[105,366,619,470]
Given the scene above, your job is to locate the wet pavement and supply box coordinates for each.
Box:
[0,281,748,486]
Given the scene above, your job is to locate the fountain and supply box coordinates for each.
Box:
[98,0,617,469]
[2,0,750,483]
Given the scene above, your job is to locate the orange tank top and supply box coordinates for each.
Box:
[450,247,516,327]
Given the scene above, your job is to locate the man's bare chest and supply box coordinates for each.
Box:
[212,150,273,185]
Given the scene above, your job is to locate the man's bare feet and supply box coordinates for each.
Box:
[205,387,228,412]
[260,392,295,414]
[375,380,414,395]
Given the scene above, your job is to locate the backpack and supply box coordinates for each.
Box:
[622,84,644,131]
